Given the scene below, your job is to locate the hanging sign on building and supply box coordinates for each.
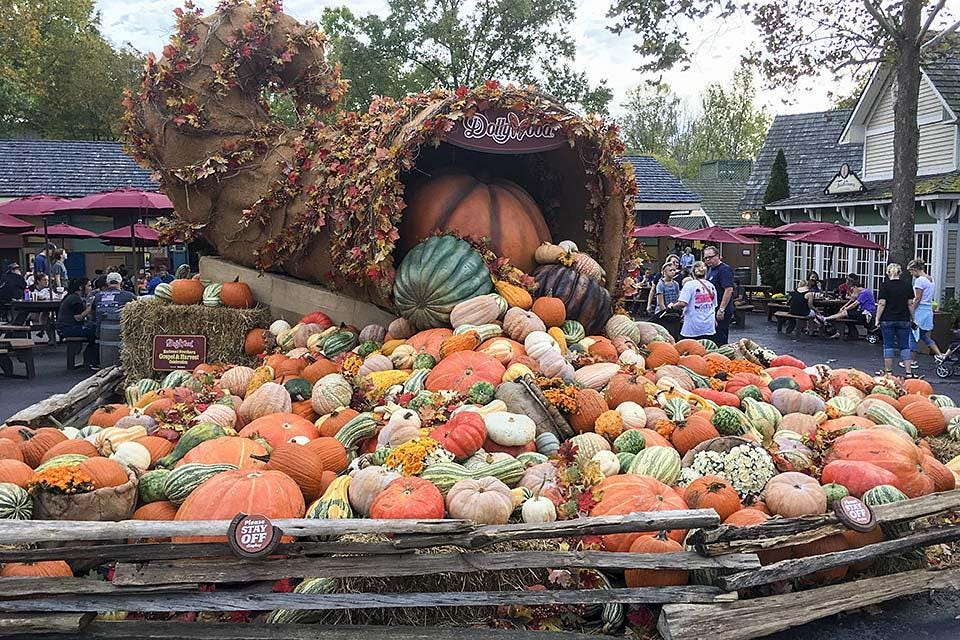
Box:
[446,109,567,154]
[824,163,866,195]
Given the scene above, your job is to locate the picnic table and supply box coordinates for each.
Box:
[742,285,774,312]
[9,299,60,343]
[813,298,847,314]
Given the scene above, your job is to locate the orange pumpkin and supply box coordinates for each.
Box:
[88,404,130,427]
[900,399,945,437]
[40,439,99,463]
[724,509,770,526]
[922,454,956,492]
[425,351,505,394]
[0,439,23,462]
[369,476,445,520]
[290,399,319,422]
[604,373,652,409]
[174,470,305,543]
[644,342,679,368]
[590,475,688,550]
[825,429,934,498]
[674,338,707,356]
[220,277,254,308]
[569,388,608,433]
[683,475,741,521]
[678,354,710,376]
[238,413,318,448]
[587,337,618,363]
[171,278,204,305]
[134,436,175,466]
[78,457,129,489]
[407,328,453,359]
[143,398,175,417]
[316,408,360,438]
[133,501,179,521]
[16,427,67,468]
[258,443,326,502]
[301,357,339,384]
[763,366,813,391]
[244,328,268,356]
[624,530,688,587]
[178,436,268,469]
[398,174,550,274]
[531,296,566,327]
[0,459,33,488]
[318,470,337,494]
[273,357,308,378]
[902,378,933,396]
[0,561,72,577]
[671,411,720,455]
[303,437,349,473]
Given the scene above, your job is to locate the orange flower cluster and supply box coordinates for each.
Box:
[340,352,363,377]
[384,437,449,476]
[536,377,580,414]
[28,467,94,495]
[654,419,676,439]
[706,358,762,376]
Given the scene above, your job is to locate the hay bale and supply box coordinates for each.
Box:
[306,535,559,627]
[120,299,270,381]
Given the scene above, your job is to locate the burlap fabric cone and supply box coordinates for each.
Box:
[32,468,138,521]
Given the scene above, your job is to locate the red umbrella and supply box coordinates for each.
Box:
[21,223,99,239]
[0,213,35,232]
[99,223,161,247]
[674,227,758,245]
[772,221,838,236]
[0,194,70,217]
[783,226,885,250]
[45,188,172,212]
[631,222,685,237]
[735,225,781,237]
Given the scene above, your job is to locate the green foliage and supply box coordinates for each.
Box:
[618,71,769,178]
[0,0,143,139]
[758,149,789,292]
[321,0,611,114]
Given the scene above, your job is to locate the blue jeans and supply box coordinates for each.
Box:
[880,320,912,361]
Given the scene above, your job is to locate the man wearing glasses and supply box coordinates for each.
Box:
[703,246,735,346]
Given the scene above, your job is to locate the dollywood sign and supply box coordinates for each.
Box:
[446,109,567,154]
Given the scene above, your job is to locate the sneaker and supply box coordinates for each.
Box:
[935,354,948,364]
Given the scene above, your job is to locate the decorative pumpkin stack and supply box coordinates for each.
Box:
[154,267,256,309]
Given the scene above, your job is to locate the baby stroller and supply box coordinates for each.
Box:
[936,341,960,378]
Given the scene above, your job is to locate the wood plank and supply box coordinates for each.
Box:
[658,567,960,640]
[689,489,960,556]
[0,586,736,613]
[718,525,960,590]
[0,613,93,637]
[8,621,603,640]
[112,550,761,586]
[0,578,196,599]
[2,367,123,426]
[393,511,720,550]
[0,541,407,564]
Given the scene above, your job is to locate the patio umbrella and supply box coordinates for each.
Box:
[99,223,161,247]
[631,222,685,237]
[772,221,839,236]
[21,223,99,239]
[784,226,886,283]
[735,225,781,237]
[674,226,758,245]
[0,213,35,232]
[0,195,73,250]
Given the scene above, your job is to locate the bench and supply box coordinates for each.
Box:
[767,302,789,321]
[0,324,33,339]
[64,336,91,370]
[733,303,754,328]
[0,338,36,378]
[773,311,818,335]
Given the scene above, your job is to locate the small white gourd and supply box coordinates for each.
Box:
[522,495,558,523]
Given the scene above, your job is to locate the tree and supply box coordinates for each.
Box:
[759,149,789,292]
[0,0,142,139]
[619,83,686,157]
[322,0,612,114]
[607,0,960,266]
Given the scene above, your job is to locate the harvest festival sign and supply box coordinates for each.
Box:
[152,335,207,371]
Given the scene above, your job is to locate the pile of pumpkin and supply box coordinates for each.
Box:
[1,234,959,594]
[152,265,256,309]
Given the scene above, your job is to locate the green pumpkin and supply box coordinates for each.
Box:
[202,283,222,307]
[468,381,495,404]
[560,320,585,344]
[174,264,191,279]
[613,429,646,454]
[321,331,357,358]
[769,376,800,392]
[154,282,173,302]
[161,370,193,388]
[284,377,313,402]
[697,338,719,352]
[712,406,749,435]
[393,236,494,330]
[627,446,681,485]
[736,385,764,402]
[412,353,437,370]
[0,483,32,520]
[822,483,849,508]
[138,469,171,504]
[862,484,908,507]
[535,432,560,456]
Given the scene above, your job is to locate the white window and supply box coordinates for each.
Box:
[915,231,933,268]
[871,232,888,291]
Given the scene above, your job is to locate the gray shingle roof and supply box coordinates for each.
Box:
[0,139,156,198]
[924,43,960,116]
[739,110,862,212]
[683,161,752,228]
[622,156,702,204]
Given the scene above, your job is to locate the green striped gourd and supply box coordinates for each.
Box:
[265,577,338,624]
[662,397,691,424]
[604,315,641,344]
[613,429,646,454]
[35,454,89,472]
[202,283,222,307]
[421,458,525,495]
[402,369,431,394]
[870,384,898,398]
[156,422,230,469]
[516,452,548,468]
[535,432,560,456]
[453,323,503,341]
[862,483,910,538]
[698,338,719,352]
[163,463,237,505]
[616,451,636,470]
[948,416,960,441]
[161,370,193,388]
[680,367,711,390]
[930,394,955,408]
[153,282,173,302]
[595,570,625,634]
[712,406,749,435]
[826,395,858,417]
[561,320,585,344]
[627,446,681,485]
[863,403,918,440]
[124,378,161,405]
[492,293,509,318]
[741,398,781,436]
[276,329,296,352]
[334,412,378,451]
[138,469,170,504]
[174,264,191,279]
[321,331,358,358]
[0,483,32,520]
[306,476,353,519]
[393,235,494,330]
[822,483,849,508]
[412,354,436,370]
[77,425,102,439]
[715,344,737,358]
[735,385,764,402]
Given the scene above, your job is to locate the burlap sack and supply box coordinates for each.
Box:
[32,474,137,522]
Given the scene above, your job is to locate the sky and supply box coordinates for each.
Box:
[94,0,858,119]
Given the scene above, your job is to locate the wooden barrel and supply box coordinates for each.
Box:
[98,312,122,368]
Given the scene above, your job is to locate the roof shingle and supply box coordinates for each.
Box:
[0,139,156,198]
[767,168,960,209]
[622,156,702,204]
[739,110,862,212]
[683,161,752,228]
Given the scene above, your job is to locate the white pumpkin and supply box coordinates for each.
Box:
[557,240,578,253]
[522,495,557,523]
[358,354,393,378]
[618,349,645,368]
[348,465,401,516]
[110,441,151,471]
[390,344,417,369]
[484,412,536,447]
[590,450,621,477]
[311,374,354,415]
[378,410,422,447]
[538,350,569,378]
[61,427,81,440]
[524,331,559,360]
[616,401,647,428]
[270,319,291,336]
[446,477,514,524]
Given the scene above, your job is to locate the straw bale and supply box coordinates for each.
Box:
[120,299,270,382]
[928,435,960,465]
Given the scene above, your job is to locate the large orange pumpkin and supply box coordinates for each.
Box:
[407,328,453,359]
[171,278,204,305]
[40,439,99,463]
[645,342,680,368]
[624,530,688,587]
[0,459,33,488]
[900,399,945,437]
[88,404,131,427]
[238,413,318,448]
[303,437,349,473]
[922,454,956,492]
[825,429,934,498]
[369,476,445,520]
[398,174,550,274]
[678,355,710,376]
[763,366,813,391]
[178,436,268,469]
[258,443,326,502]
[683,475,741,521]
[671,411,720,455]
[425,351,505,394]
[135,436,176,466]
[590,475,688,550]
[133,501,179,521]
[16,427,68,468]
[174,469,305,543]
[220,277,255,308]
[674,339,707,356]
[569,388,608,433]
[604,373,653,409]
[244,328,268,356]
[902,378,934,396]
[0,439,23,462]
[301,357,339,384]
[0,561,72,577]
[78,457,129,489]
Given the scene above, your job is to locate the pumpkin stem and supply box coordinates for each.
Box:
[653,529,670,542]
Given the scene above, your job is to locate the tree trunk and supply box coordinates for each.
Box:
[888,0,923,267]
